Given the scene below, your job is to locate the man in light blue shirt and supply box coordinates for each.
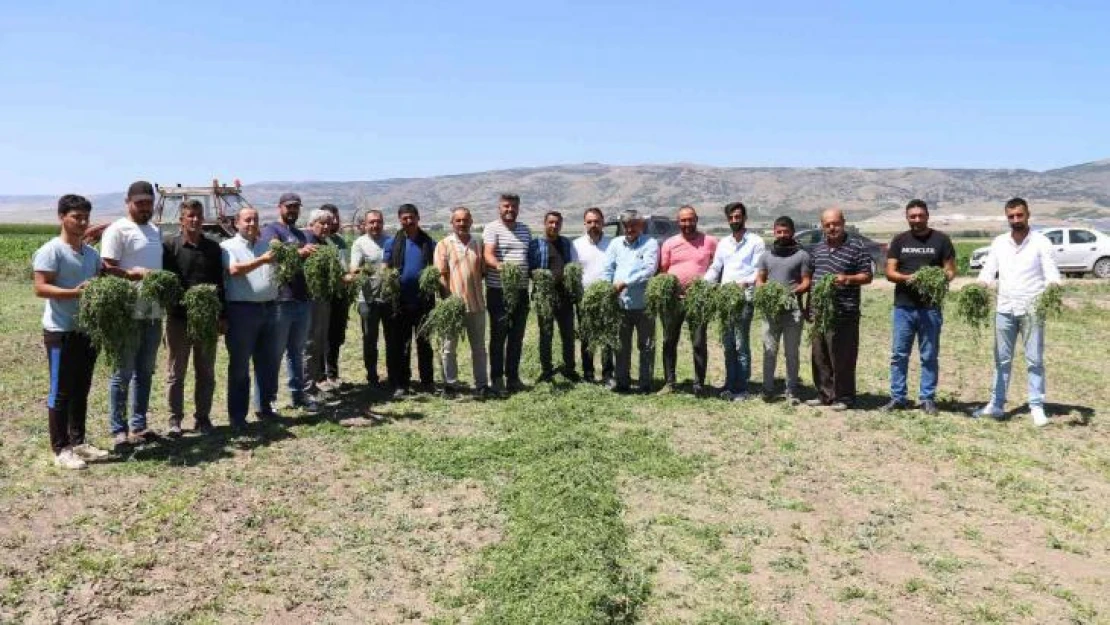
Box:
[601,209,659,393]
[705,201,767,400]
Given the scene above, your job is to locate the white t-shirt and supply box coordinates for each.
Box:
[100,217,164,319]
[572,234,611,286]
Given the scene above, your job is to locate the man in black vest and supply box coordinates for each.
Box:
[383,204,437,398]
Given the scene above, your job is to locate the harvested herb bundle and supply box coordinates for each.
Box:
[953,283,991,335]
[752,281,796,320]
[139,270,182,310]
[531,268,558,325]
[714,282,748,338]
[646,273,682,327]
[909,266,949,308]
[807,274,838,342]
[419,294,467,346]
[1033,283,1064,321]
[683,278,718,342]
[77,275,138,368]
[303,244,345,300]
[268,240,302,286]
[500,262,526,316]
[419,265,442,302]
[348,262,375,301]
[578,281,622,354]
[563,262,584,304]
[182,284,221,349]
[379,266,401,314]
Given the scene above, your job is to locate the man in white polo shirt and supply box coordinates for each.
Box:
[100,180,164,447]
[571,207,613,383]
[973,198,1062,426]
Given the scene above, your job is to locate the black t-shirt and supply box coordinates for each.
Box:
[887,229,955,308]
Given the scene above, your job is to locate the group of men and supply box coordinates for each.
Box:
[33,184,1061,470]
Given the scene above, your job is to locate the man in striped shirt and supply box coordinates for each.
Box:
[482,193,532,395]
[806,208,874,411]
[435,207,490,398]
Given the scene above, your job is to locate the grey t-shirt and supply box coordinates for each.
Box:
[757,247,812,287]
[32,237,101,332]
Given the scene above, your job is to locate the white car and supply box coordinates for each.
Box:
[968,227,1110,278]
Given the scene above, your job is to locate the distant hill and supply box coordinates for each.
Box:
[3,161,1109,227]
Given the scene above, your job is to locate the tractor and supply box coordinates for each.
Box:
[84,179,251,243]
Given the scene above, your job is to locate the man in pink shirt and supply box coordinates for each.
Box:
[659,205,718,395]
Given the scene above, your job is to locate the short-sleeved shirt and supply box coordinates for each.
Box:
[661,232,718,290]
[483,220,531,289]
[259,222,309,301]
[221,234,278,303]
[435,234,486,313]
[350,233,386,304]
[887,229,955,308]
[32,237,101,332]
[758,246,812,288]
[100,217,164,319]
[572,234,612,286]
[808,234,873,315]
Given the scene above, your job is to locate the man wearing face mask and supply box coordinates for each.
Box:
[706,201,766,401]
[972,198,1061,427]
[755,216,811,404]
[881,199,956,416]
[658,205,717,395]
[805,208,873,411]
[601,209,659,394]
[571,208,613,384]
[528,211,577,383]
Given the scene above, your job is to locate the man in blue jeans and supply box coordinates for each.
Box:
[100,181,165,448]
[260,192,321,413]
[221,207,279,430]
[881,199,956,416]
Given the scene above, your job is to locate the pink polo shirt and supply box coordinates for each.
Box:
[660,232,718,289]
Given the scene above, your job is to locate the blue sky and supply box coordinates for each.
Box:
[2,0,1108,194]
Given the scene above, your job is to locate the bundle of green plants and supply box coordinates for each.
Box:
[807,274,838,342]
[713,282,748,338]
[182,284,221,349]
[379,266,401,314]
[347,262,375,301]
[908,266,949,308]
[578,281,622,354]
[952,283,991,335]
[646,273,682,327]
[419,294,467,346]
[563,262,584,304]
[500,262,526,316]
[1033,283,1064,321]
[77,275,137,368]
[418,264,442,302]
[303,244,345,300]
[682,278,718,341]
[268,240,302,286]
[752,281,797,320]
[139,270,182,310]
[531,268,558,325]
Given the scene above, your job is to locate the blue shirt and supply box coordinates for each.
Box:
[601,234,659,310]
[383,235,431,309]
[221,234,278,303]
[259,222,309,301]
[705,230,766,296]
[32,237,101,332]
[528,236,573,272]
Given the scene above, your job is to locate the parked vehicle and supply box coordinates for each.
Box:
[793,229,887,276]
[604,215,678,242]
[83,179,249,243]
[968,227,1110,278]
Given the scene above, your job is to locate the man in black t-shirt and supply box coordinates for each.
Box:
[881,199,956,415]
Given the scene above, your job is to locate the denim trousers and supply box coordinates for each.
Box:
[108,318,162,434]
[889,306,943,402]
[721,303,755,394]
[270,300,313,405]
[990,311,1046,408]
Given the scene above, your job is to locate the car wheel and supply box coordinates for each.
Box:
[1093,257,1110,279]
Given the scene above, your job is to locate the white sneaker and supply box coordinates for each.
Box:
[731,392,751,403]
[54,449,88,470]
[971,404,1004,419]
[73,444,110,461]
[1030,406,1049,427]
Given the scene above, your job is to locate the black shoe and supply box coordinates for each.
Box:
[507,379,526,393]
[473,386,493,400]
[691,383,705,398]
[879,399,909,413]
[536,371,555,384]
[920,400,939,416]
[193,419,215,435]
[582,373,596,384]
[563,370,581,383]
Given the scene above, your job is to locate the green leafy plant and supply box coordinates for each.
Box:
[419,294,467,346]
[578,281,622,354]
[348,262,375,301]
[807,274,838,342]
[268,240,302,286]
[646,273,682,328]
[418,264,442,302]
[752,281,797,320]
[909,266,949,308]
[139,270,182,310]
[714,282,748,338]
[182,284,221,349]
[303,244,345,300]
[952,283,992,336]
[77,275,138,368]
[683,278,718,342]
[531,268,558,325]
[379,266,401,314]
[500,262,526,317]
[563,262,584,305]
[1033,283,1064,321]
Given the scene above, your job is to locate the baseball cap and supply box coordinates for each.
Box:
[127,181,155,202]
[278,192,302,206]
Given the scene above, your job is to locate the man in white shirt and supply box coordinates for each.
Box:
[349,210,389,385]
[973,198,1062,426]
[100,181,164,447]
[571,207,613,383]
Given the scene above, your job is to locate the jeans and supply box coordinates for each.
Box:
[538,297,575,376]
[990,311,1046,409]
[616,309,655,390]
[165,315,217,424]
[271,300,313,406]
[889,306,943,402]
[721,303,755,394]
[661,309,708,385]
[226,302,278,425]
[762,309,803,396]
[44,331,97,454]
[304,299,331,393]
[385,304,434,389]
[108,318,162,435]
[442,310,489,388]
[487,287,530,384]
[358,301,391,383]
[811,314,861,404]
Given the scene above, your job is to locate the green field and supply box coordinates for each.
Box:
[1,227,1108,623]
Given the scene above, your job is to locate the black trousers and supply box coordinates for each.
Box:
[487,287,530,383]
[385,304,434,389]
[578,306,614,380]
[326,296,351,379]
[44,331,98,454]
[538,297,575,375]
[811,314,861,404]
[358,301,391,383]
[661,309,708,385]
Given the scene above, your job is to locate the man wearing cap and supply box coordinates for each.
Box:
[601,209,659,394]
[349,209,389,385]
[259,192,320,413]
[571,207,614,384]
[100,181,165,447]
